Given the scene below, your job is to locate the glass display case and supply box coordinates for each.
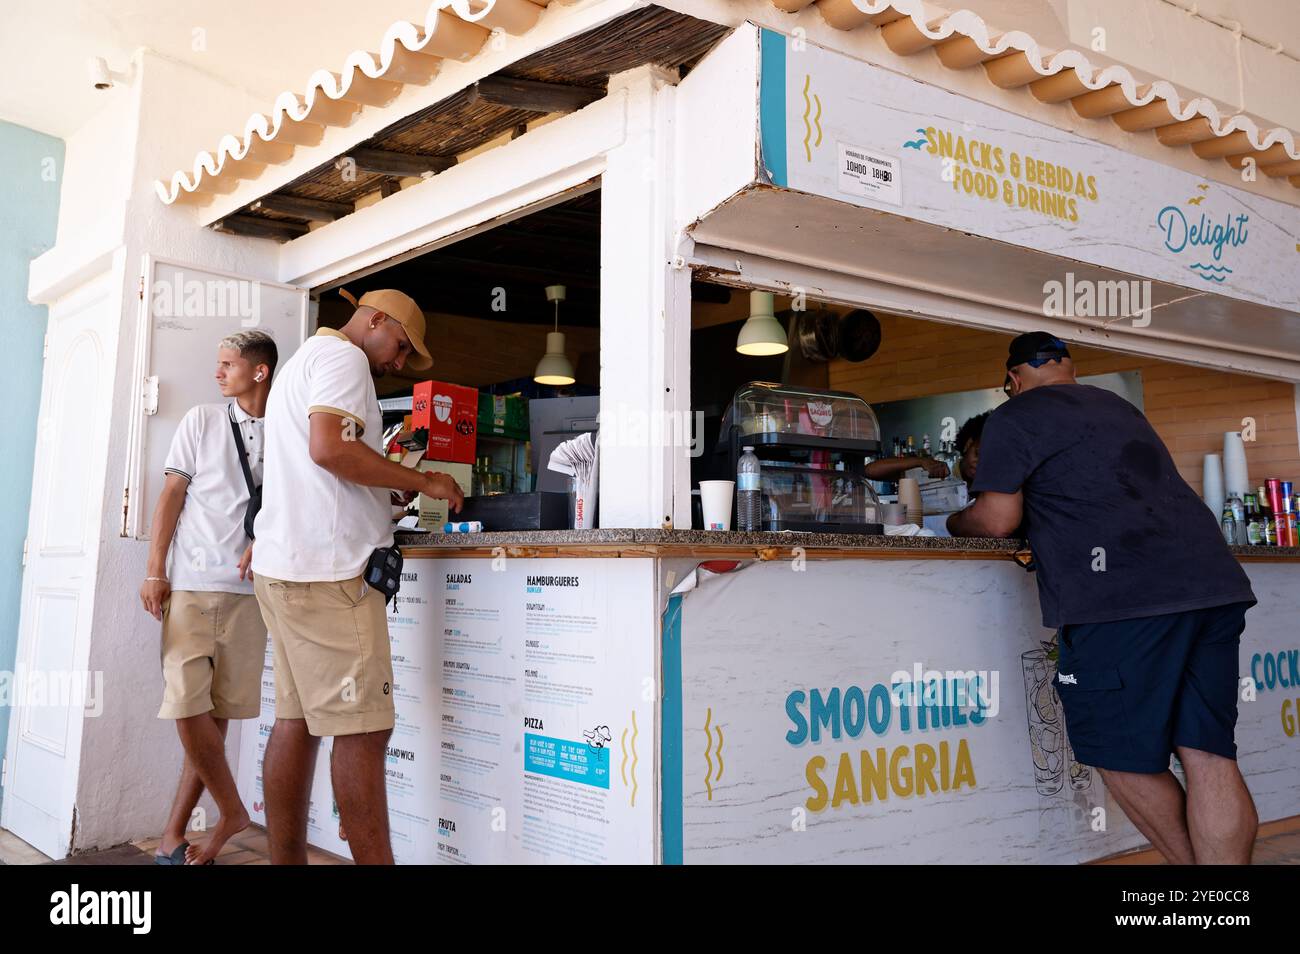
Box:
[718,383,883,534]
[730,382,881,445]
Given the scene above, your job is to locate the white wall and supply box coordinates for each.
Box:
[29,50,282,852]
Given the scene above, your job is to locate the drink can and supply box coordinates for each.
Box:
[1265,479,1283,514]
[1281,482,1295,512]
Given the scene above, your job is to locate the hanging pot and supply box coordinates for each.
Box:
[792,309,841,363]
[837,309,882,362]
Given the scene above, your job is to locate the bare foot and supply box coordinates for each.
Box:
[185,809,250,865]
[155,832,188,862]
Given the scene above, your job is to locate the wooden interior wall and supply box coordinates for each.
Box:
[318,297,599,394]
[828,313,1300,494]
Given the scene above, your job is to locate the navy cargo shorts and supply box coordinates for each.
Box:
[1052,601,1252,773]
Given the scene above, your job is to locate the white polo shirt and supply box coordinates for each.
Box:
[163,402,264,593]
[252,328,392,582]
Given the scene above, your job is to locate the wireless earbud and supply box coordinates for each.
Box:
[255,373,264,381]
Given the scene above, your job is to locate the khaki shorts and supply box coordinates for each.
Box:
[253,574,395,737]
[159,590,267,720]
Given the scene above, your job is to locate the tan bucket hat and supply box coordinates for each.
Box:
[339,288,433,370]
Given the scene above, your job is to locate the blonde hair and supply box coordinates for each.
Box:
[219,330,278,378]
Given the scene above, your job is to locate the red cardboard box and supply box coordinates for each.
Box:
[412,380,478,465]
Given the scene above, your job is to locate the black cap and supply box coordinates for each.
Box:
[1006,332,1070,370]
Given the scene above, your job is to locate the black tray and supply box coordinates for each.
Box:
[454,492,572,531]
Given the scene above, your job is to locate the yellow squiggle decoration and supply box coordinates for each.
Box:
[813,93,823,147]
[630,710,639,808]
[801,75,813,163]
[715,724,725,782]
[704,707,715,800]
[620,726,629,787]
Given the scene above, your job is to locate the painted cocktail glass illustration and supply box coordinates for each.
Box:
[1022,648,1093,796]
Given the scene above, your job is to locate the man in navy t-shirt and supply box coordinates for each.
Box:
[948,332,1258,865]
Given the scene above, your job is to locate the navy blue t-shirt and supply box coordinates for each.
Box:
[972,383,1255,628]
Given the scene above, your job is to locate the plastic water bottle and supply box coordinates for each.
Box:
[737,446,762,532]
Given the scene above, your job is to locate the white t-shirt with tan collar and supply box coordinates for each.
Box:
[252,327,392,582]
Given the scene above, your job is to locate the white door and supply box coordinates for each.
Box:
[122,255,310,539]
[1,271,118,858]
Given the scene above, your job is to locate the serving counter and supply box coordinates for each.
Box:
[235,531,1300,864]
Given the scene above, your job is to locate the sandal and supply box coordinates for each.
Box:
[154,841,189,865]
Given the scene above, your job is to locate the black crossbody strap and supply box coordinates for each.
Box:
[228,404,258,497]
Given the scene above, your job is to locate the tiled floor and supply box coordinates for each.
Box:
[3,815,1297,865]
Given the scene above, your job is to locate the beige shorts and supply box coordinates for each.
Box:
[159,590,267,720]
[253,574,395,737]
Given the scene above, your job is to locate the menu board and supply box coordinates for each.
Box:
[237,557,656,864]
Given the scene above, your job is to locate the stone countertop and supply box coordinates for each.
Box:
[394,527,1300,558]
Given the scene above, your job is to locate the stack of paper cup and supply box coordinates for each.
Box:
[1223,432,1249,499]
[1202,453,1225,517]
[898,478,923,525]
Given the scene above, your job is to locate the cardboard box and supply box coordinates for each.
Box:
[412,380,478,465]
[416,460,473,531]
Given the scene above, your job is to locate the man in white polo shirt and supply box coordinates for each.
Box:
[252,289,463,865]
[139,329,278,865]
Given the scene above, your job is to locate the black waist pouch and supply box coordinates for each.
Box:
[364,546,403,603]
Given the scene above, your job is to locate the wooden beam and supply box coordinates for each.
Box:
[469,76,602,114]
[249,193,354,222]
[349,147,457,178]
[212,215,309,240]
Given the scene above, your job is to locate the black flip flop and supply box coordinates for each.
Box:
[154,841,189,865]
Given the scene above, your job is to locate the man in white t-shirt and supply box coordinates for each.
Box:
[252,288,463,865]
[139,330,278,865]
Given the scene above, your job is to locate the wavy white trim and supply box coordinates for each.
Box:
[828,0,1300,162]
[154,0,515,205]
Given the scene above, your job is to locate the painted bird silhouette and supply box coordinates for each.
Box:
[902,127,929,150]
[1197,183,1210,191]
[1187,195,1206,205]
